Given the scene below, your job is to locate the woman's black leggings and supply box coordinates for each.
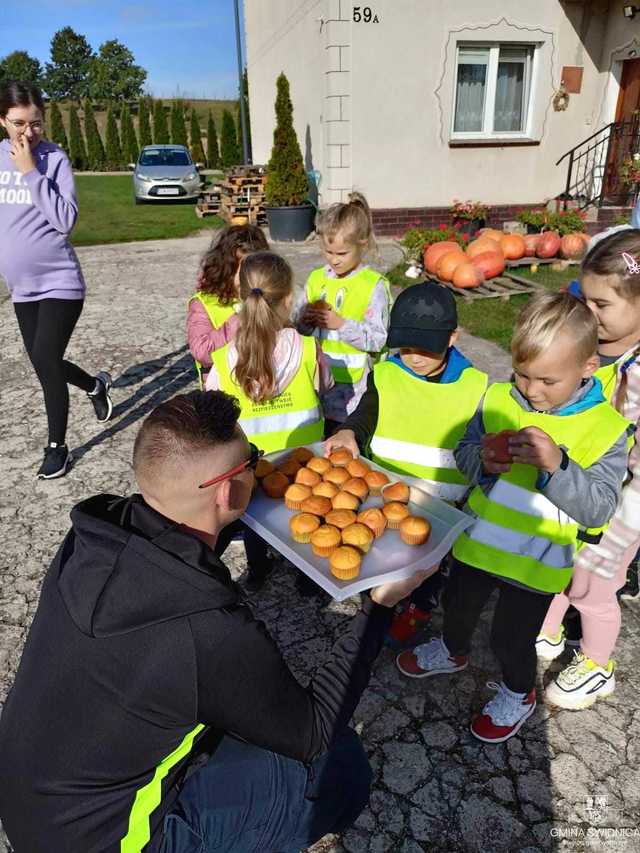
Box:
[14,298,96,445]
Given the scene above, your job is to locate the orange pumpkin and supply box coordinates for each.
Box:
[478,228,504,242]
[466,237,502,259]
[471,251,505,280]
[560,233,588,260]
[536,231,561,259]
[523,234,541,256]
[436,250,466,282]
[423,241,460,275]
[452,262,483,289]
[500,234,526,260]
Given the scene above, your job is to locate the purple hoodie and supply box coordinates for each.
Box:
[0,138,85,301]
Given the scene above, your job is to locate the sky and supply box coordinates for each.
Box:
[1,0,246,99]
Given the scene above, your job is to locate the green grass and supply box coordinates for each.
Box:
[72,175,223,246]
[386,262,578,351]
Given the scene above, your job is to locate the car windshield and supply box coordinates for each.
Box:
[139,149,191,167]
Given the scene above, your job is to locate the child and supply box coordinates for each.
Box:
[325,283,488,644]
[537,231,640,709]
[296,192,391,434]
[187,225,269,387]
[0,80,112,479]
[206,251,332,589]
[397,292,630,743]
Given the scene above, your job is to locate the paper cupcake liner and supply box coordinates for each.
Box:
[386,516,408,529]
[365,522,386,539]
[311,542,340,558]
[291,530,316,544]
[342,539,372,554]
[330,562,361,580]
[285,497,305,511]
[400,530,429,546]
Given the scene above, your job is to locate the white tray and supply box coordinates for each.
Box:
[242,443,473,601]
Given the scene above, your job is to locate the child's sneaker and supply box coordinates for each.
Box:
[545,651,615,710]
[470,682,536,744]
[37,443,72,479]
[88,371,113,423]
[618,560,639,601]
[385,603,431,649]
[396,637,468,678]
[535,627,565,661]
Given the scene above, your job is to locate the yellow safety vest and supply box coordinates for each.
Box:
[453,382,630,594]
[211,333,324,453]
[306,266,391,384]
[189,291,240,389]
[595,346,640,403]
[369,358,488,502]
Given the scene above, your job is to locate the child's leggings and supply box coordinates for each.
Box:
[541,540,639,667]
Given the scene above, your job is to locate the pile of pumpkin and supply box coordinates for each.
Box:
[423,229,591,290]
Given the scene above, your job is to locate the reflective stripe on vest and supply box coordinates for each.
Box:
[370,436,457,471]
[188,291,240,389]
[453,382,631,593]
[121,723,205,853]
[211,333,323,453]
[306,266,390,384]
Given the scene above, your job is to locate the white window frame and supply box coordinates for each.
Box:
[451,42,537,140]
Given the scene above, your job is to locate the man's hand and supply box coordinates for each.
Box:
[509,426,563,474]
[480,434,512,475]
[323,429,359,458]
[307,305,345,331]
[10,135,36,175]
[370,565,439,608]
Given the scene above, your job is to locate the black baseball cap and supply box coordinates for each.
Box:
[387,283,458,353]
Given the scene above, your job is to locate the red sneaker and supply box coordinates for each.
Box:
[385,603,431,649]
[470,682,536,744]
[396,637,468,678]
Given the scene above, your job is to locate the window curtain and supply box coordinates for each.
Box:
[494,52,526,132]
[454,49,488,132]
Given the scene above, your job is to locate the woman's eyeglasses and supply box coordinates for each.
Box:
[198,443,264,489]
[5,119,44,132]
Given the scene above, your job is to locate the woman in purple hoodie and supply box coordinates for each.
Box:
[0,81,113,479]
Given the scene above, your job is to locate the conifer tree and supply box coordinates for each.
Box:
[83,99,105,170]
[153,99,169,144]
[49,102,68,151]
[189,108,205,166]
[206,111,219,169]
[121,103,139,164]
[170,100,188,147]
[264,74,308,206]
[68,103,88,170]
[220,109,239,168]
[105,104,123,168]
[138,97,152,147]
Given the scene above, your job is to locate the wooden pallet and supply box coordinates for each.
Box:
[426,271,544,302]
[506,256,580,268]
[195,204,220,219]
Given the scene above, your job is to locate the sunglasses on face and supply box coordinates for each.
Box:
[198,443,264,489]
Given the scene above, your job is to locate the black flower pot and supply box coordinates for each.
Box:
[265,204,316,241]
[454,218,485,238]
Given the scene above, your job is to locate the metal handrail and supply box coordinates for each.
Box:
[555,123,616,166]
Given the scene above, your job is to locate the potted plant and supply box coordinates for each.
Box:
[517,208,549,234]
[264,73,315,241]
[450,200,488,237]
[618,153,640,205]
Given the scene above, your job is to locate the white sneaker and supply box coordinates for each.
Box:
[396,637,468,678]
[535,627,565,661]
[470,681,537,743]
[545,651,615,710]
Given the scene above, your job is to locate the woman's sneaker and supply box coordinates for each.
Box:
[88,371,113,423]
[37,443,71,479]
[535,627,565,660]
[545,651,615,710]
[396,637,468,678]
[470,682,536,743]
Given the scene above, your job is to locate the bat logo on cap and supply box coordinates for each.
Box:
[412,297,445,321]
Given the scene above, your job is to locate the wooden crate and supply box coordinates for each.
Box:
[425,271,544,302]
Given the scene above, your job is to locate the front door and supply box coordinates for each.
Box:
[604,59,640,202]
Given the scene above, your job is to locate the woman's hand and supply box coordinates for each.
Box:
[10,135,37,175]
[323,429,359,458]
[370,565,439,608]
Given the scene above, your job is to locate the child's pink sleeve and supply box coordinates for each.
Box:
[315,340,335,393]
[187,300,240,368]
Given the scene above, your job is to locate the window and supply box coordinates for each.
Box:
[453,44,535,137]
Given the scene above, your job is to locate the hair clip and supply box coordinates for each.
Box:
[622,252,640,275]
[250,287,263,296]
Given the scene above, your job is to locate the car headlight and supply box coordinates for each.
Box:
[136,173,152,182]
[185,172,198,181]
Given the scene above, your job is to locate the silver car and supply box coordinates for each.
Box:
[131,145,203,203]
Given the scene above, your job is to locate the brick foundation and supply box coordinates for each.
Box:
[371,204,544,237]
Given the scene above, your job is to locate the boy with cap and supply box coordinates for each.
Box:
[325,283,488,644]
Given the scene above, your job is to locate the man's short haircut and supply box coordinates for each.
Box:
[133,390,241,478]
[511,291,598,366]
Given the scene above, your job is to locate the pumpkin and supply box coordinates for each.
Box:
[500,234,526,260]
[466,237,502,259]
[471,251,505,280]
[560,233,588,260]
[436,250,466,282]
[536,231,561,259]
[423,241,460,275]
[452,262,483,289]
[478,228,504,242]
[523,234,541,256]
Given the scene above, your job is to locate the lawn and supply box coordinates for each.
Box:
[72,175,224,246]
[386,262,578,351]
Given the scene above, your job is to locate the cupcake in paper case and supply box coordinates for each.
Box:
[310,524,342,558]
[347,458,370,479]
[342,477,369,502]
[312,480,339,500]
[289,512,321,544]
[331,490,360,512]
[295,467,322,488]
[329,545,362,580]
[255,458,275,480]
[383,501,410,529]
[399,515,432,546]
[278,458,301,481]
[365,470,390,496]
[325,509,357,530]
[307,456,333,476]
[284,483,312,511]
[341,522,374,554]
[300,495,333,518]
[382,481,410,504]
[324,467,351,487]
[290,446,314,465]
[261,471,289,498]
[329,448,353,468]
[356,507,387,539]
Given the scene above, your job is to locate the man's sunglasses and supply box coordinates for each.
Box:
[198,443,264,489]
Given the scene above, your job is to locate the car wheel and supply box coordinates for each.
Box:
[134,196,143,205]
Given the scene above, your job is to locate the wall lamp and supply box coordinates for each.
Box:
[624,5,639,18]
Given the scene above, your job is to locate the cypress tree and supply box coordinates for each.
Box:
[49,102,68,151]
[121,103,139,164]
[189,108,206,166]
[206,111,219,169]
[264,73,308,206]
[138,97,152,147]
[235,109,243,163]
[105,104,123,168]
[171,100,188,147]
[220,109,239,168]
[68,103,87,170]
[153,99,169,144]
[83,100,105,170]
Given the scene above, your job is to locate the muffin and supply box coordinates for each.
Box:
[312,480,339,500]
[329,546,362,580]
[325,509,357,530]
[324,467,351,487]
[331,490,360,511]
[255,458,275,480]
[261,471,289,499]
[357,507,387,539]
[342,477,369,501]
[383,501,410,529]
[300,495,332,518]
[399,515,431,546]
[365,470,390,496]
[341,522,374,554]
[289,512,321,544]
[278,459,301,480]
[284,483,312,511]
[329,449,353,468]
[295,467,321,488]
[290,446,314,465]
[307,456,333,476]
[382,481,410,504]
[310,524,342,558]
[347,458,370,479]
